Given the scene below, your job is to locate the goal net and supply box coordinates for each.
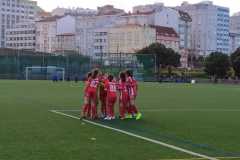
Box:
[25,66,65,81]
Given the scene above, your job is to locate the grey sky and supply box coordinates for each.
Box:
[36,0,239,15]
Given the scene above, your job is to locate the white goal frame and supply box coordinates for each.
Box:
[25,66,65,81]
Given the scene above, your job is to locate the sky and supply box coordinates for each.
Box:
[36,0,239,15]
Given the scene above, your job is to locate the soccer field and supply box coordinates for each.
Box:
[1,80,240,160]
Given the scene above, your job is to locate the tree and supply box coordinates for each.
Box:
[231,48,240,78]
[204,52,230,82]
[164,48,181,75]
[136,43,181,80]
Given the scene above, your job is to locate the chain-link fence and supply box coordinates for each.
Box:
[0,49,157,81]
[91,53,190,82]
[0,49,90,80]
[0,49,204,82]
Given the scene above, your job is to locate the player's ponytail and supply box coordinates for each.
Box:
[108,75,114,82]
[119,72,126,82]
[92,69,99,79]
[87,72,92,79]
[125,70,133,77]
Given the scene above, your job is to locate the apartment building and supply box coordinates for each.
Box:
[178,1,230,55]
[0,0,37,47]
[5,21,35,50]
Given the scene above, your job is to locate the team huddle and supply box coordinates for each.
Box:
[81,69,142,120]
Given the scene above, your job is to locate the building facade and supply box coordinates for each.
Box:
[230,12,240,34]
[93,28,109,57]
[36,16,59,53]
[75,5,125,56]
[229,32,240,53]
[133,3,164,13]
[131,4,191,51]
[55,33,76,53]
[108,24,156,54]
[178,1,230,55]
[230,12,240,52]
[52,7,97,17]
[119,4,191,67]
[0,0,37,47]
[5,21,36,50]
[55,15,76,53]
[152,25,179,52]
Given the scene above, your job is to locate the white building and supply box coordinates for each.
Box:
[122,4,191,67]
[120,5,191,55]
[56,15,76,53]
[93,28,109,57]
[49,4,191,60]
[133,3,164,13]
[97,5,124,16]
[108,24,156,54]
[75,5,125,56]
[229,32,240,53]
[55,33,76,53]
[36,15,78,54]
[52,7,97,17]
[5,21,36,50]
[178,1,230,55]
[0,0,38,47]
[153,25,180,52]
[119,11,154,27]
[230,12,240,52]
[36,16,59,53]
[230,12,240,34]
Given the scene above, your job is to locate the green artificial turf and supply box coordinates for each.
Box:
[0,80,240,160]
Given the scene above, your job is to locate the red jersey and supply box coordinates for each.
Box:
[88,78,99,92]
[127,76,137,96]
[105,81,117,98]
[99,77,108,98]
[118,81,129,101]
[132,78,138,95]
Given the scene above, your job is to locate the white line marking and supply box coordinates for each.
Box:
[141,109,240,112]
[218,157,240,160]
[50,110,219,160]
[69,84,81,88]
[163,157,240,160]
[50,109,240,112]
[51,109,80,112]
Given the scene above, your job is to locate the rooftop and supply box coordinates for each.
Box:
[151,25,179,38]
[37,16,62,22]
[122,11,155,16]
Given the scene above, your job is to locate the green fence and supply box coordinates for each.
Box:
[0,49,90,80]
[0,49,208,82]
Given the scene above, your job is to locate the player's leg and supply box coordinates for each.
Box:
[101,96,107,118]
[119,101,125,120]
[86,97,91,118]
[90,101,97,120]
[125,95,133,119]
[88,92,94,120]
[119,95,128,120]
[130,95,142,120]
[81,96,89,118]
[111,96,117,119]
[104,96,111,120]
[89,91,97,120]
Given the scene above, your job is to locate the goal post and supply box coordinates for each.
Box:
[25,66,65,81]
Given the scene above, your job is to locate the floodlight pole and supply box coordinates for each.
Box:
[25,67,29,80]
[62,69,65,81]
[17,49,20,79]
